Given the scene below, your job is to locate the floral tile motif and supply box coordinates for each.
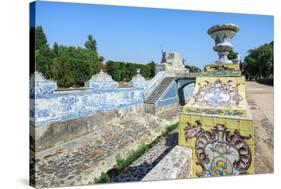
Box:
[193,79,242,107]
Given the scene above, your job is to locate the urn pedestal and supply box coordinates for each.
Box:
[178,24,255,177]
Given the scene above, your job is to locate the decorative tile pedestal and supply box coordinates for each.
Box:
[178,24,255,177]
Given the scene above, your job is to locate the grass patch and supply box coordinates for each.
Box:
[95,172,110,183]
[257,78,273,86]
[94,122,178,183]
[165,123,178,133]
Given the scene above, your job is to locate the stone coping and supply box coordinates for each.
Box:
[142,146,192,181]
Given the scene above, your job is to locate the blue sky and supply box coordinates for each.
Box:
[33,1,273,68]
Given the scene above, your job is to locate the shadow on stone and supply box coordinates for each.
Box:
[111,132,178,182]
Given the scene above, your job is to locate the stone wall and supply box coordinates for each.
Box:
[142,146,192,181]
[30,71,146,126]
[156,81,178,108]
[31,71,195,126]
[183,83,195,101]
[30,70,194,152]
[143,71,165,99]
[32,103,144,151]
[32,108,180,188]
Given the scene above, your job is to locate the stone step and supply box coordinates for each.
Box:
[145,77,175,104]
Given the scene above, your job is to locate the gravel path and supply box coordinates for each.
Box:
[246,81,273,125]
[246,81,274,174]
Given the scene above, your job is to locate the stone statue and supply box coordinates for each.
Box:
[161,50,167,63]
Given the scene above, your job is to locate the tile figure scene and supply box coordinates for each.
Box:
[30,2,273,188]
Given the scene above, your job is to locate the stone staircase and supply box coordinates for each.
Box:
[145,77,175,104]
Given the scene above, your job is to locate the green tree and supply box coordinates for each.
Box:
[106,61,122,81]
[147,61,156,78]
[243,42,273,79]
[185,65,201,72]
[228,50,239,62]
[35,26,52,78]
[105,61,155,82]
[84,34,97,53]
[34,26,157,88]
[35,26,48,51]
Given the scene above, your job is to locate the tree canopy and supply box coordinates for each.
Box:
[242,42,273,79]
[34,26,155,88]
[33,26,273,87]
[185,64,201,72]
[105,61,155,82]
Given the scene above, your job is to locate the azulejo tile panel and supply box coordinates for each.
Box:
[179,114,255,177]
[183,76,248,117]
[30,71,146,126]
[179,75,255,177]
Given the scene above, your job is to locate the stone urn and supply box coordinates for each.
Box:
[208,24,239,64]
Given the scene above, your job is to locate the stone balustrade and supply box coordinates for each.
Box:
[30,70,147,126]
[30,69,195,126]
[143,71,165,99]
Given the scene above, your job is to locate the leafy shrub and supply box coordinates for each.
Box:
[94,122,179,183]
[94,172,110,183]
[257,78,273,86]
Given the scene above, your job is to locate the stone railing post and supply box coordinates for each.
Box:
[30,71,57,98]
[128,68,147,89]
[85,69,119,90]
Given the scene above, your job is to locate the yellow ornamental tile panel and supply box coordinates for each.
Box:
[179,114,184,122]
[193,164,203,177]
[179,122,187,146]
[187,137,196,148]
[226,118,239,129]
[239,130,254,145]
[239,119,253,131]
[247,144,255,174]
[179,113,190,123]
[214,117,226,126]
[190,115,202,125]
[202,116,214,128]
[184,76,248,117]
[236,76,246,84]
[179,72,255,177]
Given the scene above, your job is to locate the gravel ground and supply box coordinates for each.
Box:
[111,131,178,182]
[32,108,179,188]
[246,81,274,174]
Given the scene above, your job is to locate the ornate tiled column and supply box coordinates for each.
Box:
[178,24,255,177]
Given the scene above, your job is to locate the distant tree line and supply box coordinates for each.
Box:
[33,26,155,88]
[185,65,201,72]
[33,26,273,88]
[241,41,273,80]
[106,61,155,82]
